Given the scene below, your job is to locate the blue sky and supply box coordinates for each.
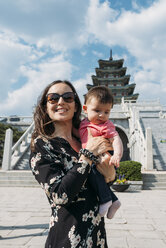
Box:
[0,0,166,116]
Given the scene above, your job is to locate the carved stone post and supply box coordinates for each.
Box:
[2,128,13,170]
[145,127,153,170]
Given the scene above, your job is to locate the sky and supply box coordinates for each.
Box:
[0,0,166,116]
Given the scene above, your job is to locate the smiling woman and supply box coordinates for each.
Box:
[46,83,77,125]
[31,80,81,139]
[29,80,115,248]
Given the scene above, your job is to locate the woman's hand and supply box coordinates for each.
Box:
[85,128,112,156]
[96,152,116,182]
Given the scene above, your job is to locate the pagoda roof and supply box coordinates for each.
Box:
[95,67,127,76]
[87,83,136,94]
[113,94,139,104]
[91,75,130,85]
[126,93,139,99]
[109,83,136,91]
[98,59,124,68]
[86,84,139,104]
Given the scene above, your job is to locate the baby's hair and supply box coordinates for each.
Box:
[84,86,114,105]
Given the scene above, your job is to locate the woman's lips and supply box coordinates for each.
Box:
[55,108,67,113]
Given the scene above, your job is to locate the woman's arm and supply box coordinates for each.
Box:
[30,138,92,206]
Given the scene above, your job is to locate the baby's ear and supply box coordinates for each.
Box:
[83,105,87,113]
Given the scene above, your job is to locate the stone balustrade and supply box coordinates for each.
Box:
[2,122,34,170]
[123,101,153,171]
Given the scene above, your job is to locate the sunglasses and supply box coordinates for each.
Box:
[46,92,76,104]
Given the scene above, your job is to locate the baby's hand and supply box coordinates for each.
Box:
[109,154,121,168]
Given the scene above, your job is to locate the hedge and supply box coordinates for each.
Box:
[116,160,142,181]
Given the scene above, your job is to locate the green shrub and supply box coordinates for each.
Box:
[116,160,142,181]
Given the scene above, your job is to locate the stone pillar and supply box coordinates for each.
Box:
[145,127,153,170]
[2,128,13,171]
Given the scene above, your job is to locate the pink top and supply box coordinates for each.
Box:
[79,118,118,148]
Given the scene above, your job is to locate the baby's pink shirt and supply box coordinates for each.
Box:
[79,118,118,148]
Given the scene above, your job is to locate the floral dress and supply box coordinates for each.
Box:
[29,136,108,248]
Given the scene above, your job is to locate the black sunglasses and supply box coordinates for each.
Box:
[46,92,76,104]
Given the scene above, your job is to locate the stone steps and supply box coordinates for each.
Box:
[0,170,40,187]
[142,171,166,190]
[14,148,30,170]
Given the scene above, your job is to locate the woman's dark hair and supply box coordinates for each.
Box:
[84,86,114,105]
[31,80,82,144]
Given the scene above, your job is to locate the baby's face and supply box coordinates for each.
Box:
[83,97,112,125]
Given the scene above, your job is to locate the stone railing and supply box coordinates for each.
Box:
[134,120,153,171]
[159,111,166,119]
[121,100,153,171]
[2,122,34,170]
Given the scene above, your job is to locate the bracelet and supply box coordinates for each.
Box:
[79,148,99,165]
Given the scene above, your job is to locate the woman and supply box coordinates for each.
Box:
[29,80,115,248]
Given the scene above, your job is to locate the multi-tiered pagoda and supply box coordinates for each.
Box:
[87,51,139,104]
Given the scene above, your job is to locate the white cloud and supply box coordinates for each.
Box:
[131,0,140,10]
[92,50,104,58]
[0,0,91,116]
[73,73,92,105]
[86,0,118,41]
[0,31,37,100]
[0,0,89,51]
[0,55,73,115]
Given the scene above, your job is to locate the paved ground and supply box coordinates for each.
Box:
[0,187,166,248]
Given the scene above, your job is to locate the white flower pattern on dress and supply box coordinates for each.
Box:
[40,182,50,198]
[77,161,89,174]
[82,208,101,226]
[50,175,62,185]
[86,236,93,248]
[64,157,76,170]
[82,208,104,247]
[82,213,88,222]
[97,230,105,248]
[52,192,68,204]
[68,225,81,248]
[49,205,61,228]
[49,216,56,228]
[30,152,41,175]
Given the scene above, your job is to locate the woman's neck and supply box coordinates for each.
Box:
[53,121,81,152]
[53,121,73,141]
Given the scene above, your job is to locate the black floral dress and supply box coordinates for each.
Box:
[29,136,108,248]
